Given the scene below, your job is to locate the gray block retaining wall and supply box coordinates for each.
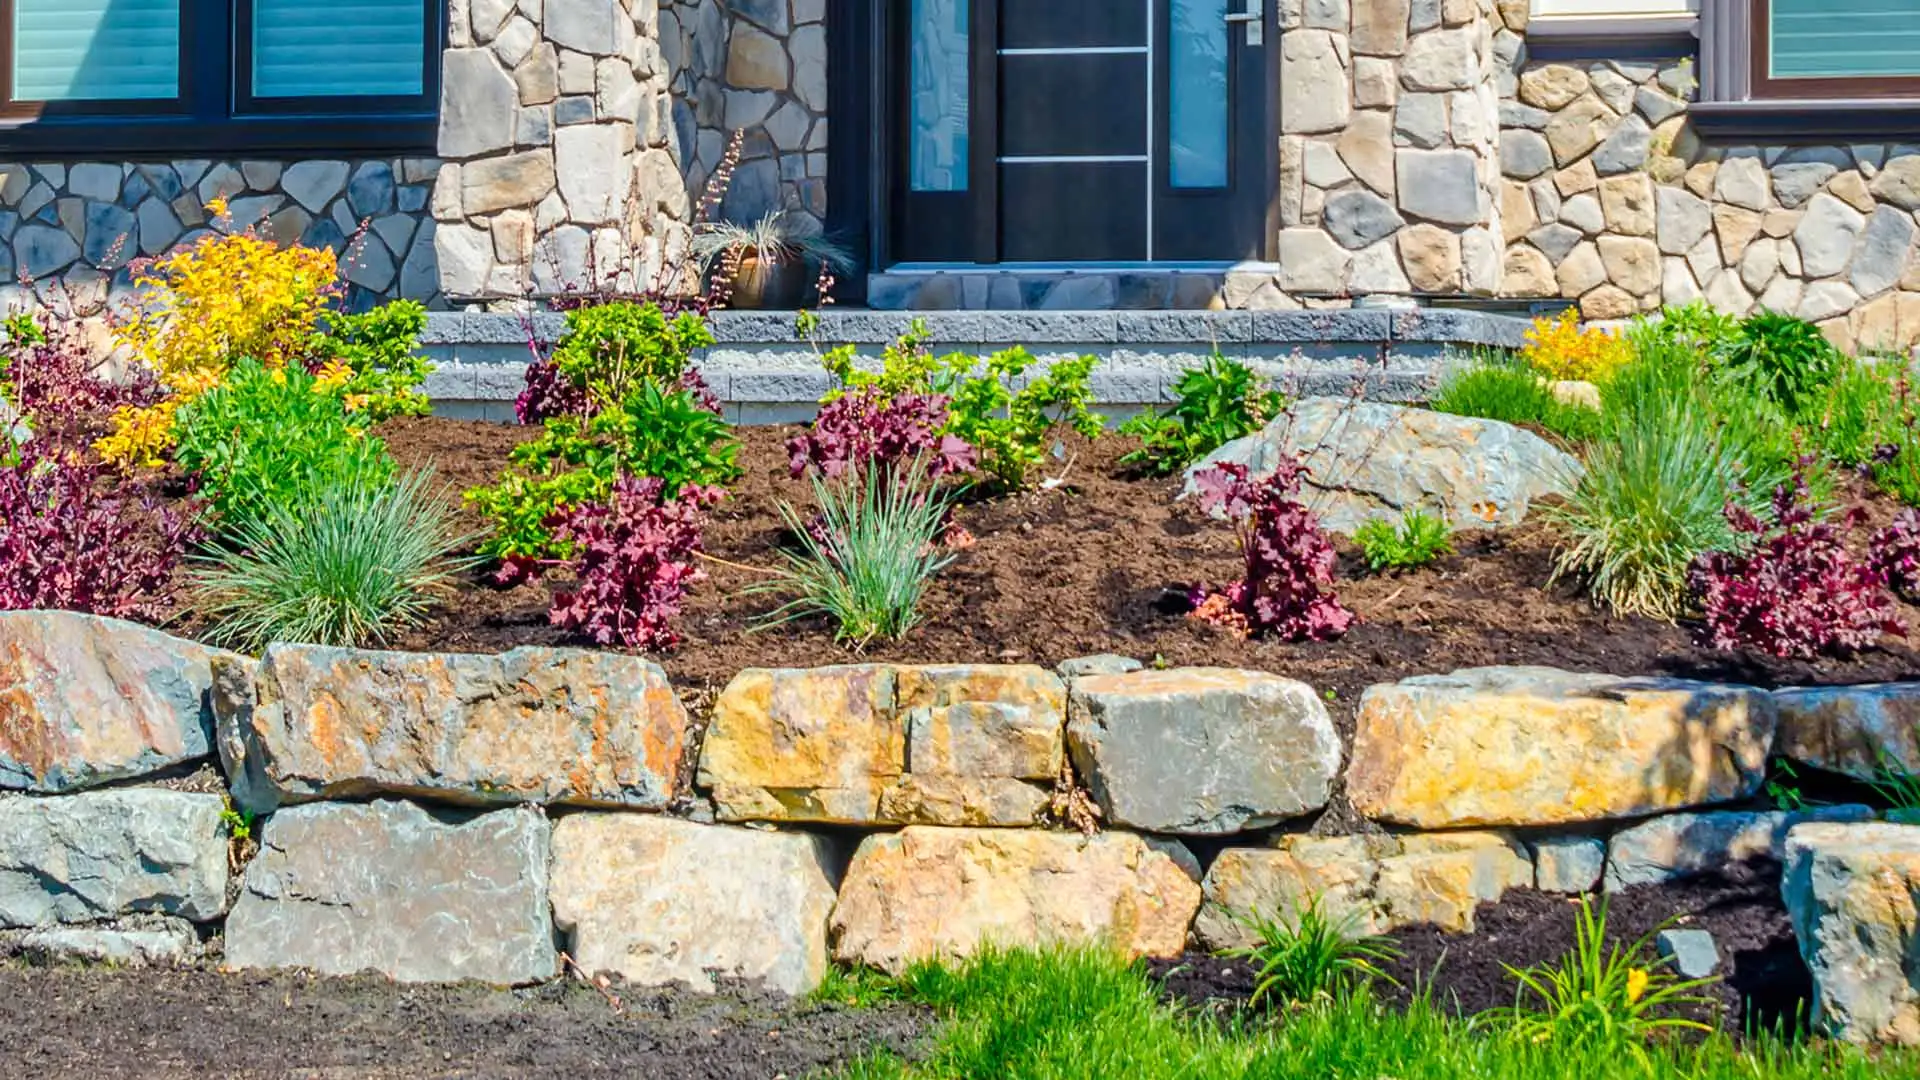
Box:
[419,308,1533,424]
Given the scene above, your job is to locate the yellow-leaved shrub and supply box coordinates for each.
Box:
[97,198,342,467]
[1520,309,1633,384]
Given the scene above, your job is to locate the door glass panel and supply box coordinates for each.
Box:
[1169,0,1229,189]
[909,0,969,192]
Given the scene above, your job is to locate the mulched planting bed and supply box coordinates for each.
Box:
[1149,860,1808,1038]
[268,416,1920,710]
[0,965,925,1080]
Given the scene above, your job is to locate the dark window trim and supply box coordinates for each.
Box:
[1693,0,1920,139]
[0,0,443,157]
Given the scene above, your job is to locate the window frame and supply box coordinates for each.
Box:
[0,0,442,156]
[1692,0,1920,139]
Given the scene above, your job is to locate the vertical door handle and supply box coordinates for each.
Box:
[1224,2,1264,47]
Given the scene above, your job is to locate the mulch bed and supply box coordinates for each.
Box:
[0,965,926,1080]
[1149,860,1808,1038]
[349,417,1920,703]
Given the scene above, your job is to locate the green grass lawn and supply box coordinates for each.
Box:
[816,946,1920,1080]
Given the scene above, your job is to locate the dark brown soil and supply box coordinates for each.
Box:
[0,965,925,1079]
[1149,860,1807,1038]
[347,417,1920,705]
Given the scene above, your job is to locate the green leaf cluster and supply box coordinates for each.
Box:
[1119,354,1286,474]
[1354,510,1454,572]
[310,300,436,421]
[173,359,394,535]
[552,300,714,404]
[468,380,741,565]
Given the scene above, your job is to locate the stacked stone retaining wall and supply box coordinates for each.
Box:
[3,609,1917,1043]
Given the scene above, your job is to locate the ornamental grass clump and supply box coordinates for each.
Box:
[192,468,471,651]
[752,460,959,647]
[1222,893,1400,1010]
[1689,472,1904,660]
[1430,356,1602,443]
[0,444,200,619]
[1188,459,1354,641]
[1485,896,1717,1058]
[548,476,723,651]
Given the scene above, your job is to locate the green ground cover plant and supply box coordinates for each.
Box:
[1221,894,1399,1009]
[1353,509,1453,572]
[821,945,1918,1080]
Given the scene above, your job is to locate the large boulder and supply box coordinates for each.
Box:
[829,827,1200,974]
[213,644,688,813]
[1185,397,1582,535]
[550,815,838,996]
[224,800,557,985]
[1194,832,1533,948]
[1348,667,1776,828]
[1775,684,1920,782]
[1783,822,1920,1045]
[0,790,228,927]
[697,665,1065,827]
[0,612,240,792]
[1066,668,1340,835]
[1605,805,1876,890]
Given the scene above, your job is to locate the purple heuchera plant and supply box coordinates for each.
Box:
[3,312,161,425]
[786,387,976,480]
[0,446,199,619]
[1188,459,1355,642]
[548,475,723,650]
[1871,508,1920,602]
[1689,475,1904,660]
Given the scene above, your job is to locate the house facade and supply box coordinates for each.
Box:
[4,1,1920,349]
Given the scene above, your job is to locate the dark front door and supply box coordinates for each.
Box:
[889,0,1271,264]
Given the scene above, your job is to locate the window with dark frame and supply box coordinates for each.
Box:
[0,0,443,155]
[1694,0,1920,138]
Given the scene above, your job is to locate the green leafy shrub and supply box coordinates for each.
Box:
[1639,299,1742,358]
[1486,896,1716,1056]
[1354,510,1453,572]
[172,359,394,533]
[549,300,716,407]
[751,461,959,646]
[192,468,471,651]
[1720,310,1841,416]
[1222,893,1400,1010]
[309,300,435,421]
[818,321,1104,490]
[468,379,741,578]
[1118,354,1285,473]
[1431,358,1603,442]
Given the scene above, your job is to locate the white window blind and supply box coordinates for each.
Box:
[1530,0,1697,14]
[252,0,425,98]
[1770,0,1920,79]
[12,0,179,102]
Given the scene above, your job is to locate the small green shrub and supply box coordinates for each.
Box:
[549,300,715,406]
[1222,893,1400,1010]
[1639,299,1742,359]
[193,468,472,651]
[1485,896,1716,1056]
[467,380,742,572]
[818,321,1104,490]
[1432,358,1602,442]
[172,359,394,533]
[1721,310,1841,416]
[1354,510,1454,572]
[751,461,959,647]
[309,300,435,421]
[1118,354,1285,473]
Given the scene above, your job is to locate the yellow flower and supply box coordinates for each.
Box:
[342,393,370,412]
[205,196,230,223]
[1521,308,1632,383]
[1625,968,1650,1004]
[313,359,354,393]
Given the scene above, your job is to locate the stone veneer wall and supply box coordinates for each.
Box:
[661,0,829,229]
[0,158,441,313]
[432,0,689,300]
[1227,0,1508,309]
[1496,10,1920,350]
